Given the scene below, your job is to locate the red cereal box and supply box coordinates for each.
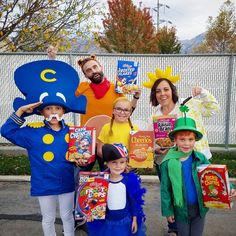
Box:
[67,126,96,164]
[197,164,233,209]
[129,131,154,168]
[75,172,109,221]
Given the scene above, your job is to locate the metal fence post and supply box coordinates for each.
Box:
[224,54,234,149]
[68,53,78,125]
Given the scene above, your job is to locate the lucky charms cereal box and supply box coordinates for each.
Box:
[197,164,232,209]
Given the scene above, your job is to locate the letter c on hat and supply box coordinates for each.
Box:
[40,69,57,82]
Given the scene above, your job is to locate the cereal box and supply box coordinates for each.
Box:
[67,126,96,164]
[197,164,233,209]
[129,131,154,168]
[75,172,109,221]
[152,115,176,148]
[115,60,139,94]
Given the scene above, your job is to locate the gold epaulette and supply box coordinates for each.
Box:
[26,122,45,128]
[66,123,74,127]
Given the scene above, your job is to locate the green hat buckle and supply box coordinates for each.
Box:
[168,104,203,141]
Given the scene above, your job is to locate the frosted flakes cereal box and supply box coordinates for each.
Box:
[115,60,139,94]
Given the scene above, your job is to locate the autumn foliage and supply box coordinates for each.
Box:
[156,26,181,54]
[96,0,159,53]
[193,0,236,53]
[0,0,98,52]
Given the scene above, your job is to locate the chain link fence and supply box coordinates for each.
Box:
[0,53,235,147]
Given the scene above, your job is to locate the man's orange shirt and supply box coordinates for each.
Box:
[75,82,123,126]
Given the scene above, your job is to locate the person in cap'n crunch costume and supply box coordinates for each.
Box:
[1,59,86,236]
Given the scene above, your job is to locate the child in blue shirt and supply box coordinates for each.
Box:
[1,59,86,236]
[160,116,236,236]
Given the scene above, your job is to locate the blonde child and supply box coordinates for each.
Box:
[97,97,139,158]
[87,143,146,236]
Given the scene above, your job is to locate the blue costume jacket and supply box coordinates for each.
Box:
[87,172,146,236]
[1,113,74,196]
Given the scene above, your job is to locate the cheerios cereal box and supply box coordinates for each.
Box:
[75,172,109,221]
[197,164,233,209]
[115,60,139,94]
[129,131,154,168]
[152,115,176,149]
[67,126,96,164]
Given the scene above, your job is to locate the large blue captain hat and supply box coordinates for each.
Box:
[13,60,87,115]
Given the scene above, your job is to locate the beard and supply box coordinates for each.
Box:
[88,71,104,84]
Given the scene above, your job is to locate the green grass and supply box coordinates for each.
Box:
[210,152,236,177]
[0,155,30,175]
[0,151,236,177]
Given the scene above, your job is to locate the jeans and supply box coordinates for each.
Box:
[176,204,205,236]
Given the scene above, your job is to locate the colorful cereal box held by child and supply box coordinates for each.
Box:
[115,60,139,94]
[152,115,176,149]
[129,130,154,168]
[197,164,233,209]
[68,126,96,164]
[75,172,109,221]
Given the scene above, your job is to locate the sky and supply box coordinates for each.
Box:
[98,0,233,40]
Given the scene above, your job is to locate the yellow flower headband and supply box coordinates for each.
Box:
[142,66,181,88]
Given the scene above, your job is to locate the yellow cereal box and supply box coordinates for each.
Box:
[129,131,154,168]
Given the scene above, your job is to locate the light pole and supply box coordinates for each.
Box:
[153,0,170,30]
[159,19,173,27]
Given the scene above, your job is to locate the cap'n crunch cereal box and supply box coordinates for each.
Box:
[67,126,96,164]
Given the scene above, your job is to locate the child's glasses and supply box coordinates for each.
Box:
[114,107,131,114]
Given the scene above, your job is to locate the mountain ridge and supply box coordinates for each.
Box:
[68,33,206,54]
[180,32,206,53]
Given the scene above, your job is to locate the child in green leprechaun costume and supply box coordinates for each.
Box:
[160,105,236,236]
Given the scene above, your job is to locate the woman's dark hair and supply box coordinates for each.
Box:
[150,78,179,107]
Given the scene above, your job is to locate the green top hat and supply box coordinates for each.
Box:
[169,117,203,141]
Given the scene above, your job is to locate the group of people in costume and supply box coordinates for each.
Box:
[1,50,236,236]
